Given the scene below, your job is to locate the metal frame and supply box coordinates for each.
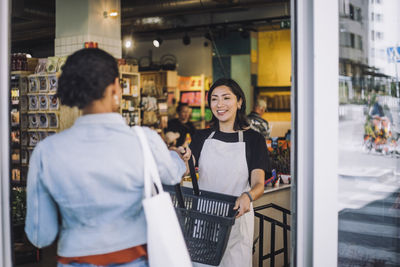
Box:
[1,0,12,266]
[292,0,339,266]
[254,203,291,267]
[0,0,341,266]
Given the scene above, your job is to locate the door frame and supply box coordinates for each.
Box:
[0,0,341,266]
[0,0,12,266]
[292,0,339,266]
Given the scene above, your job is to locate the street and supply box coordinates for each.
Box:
[338,105,400,267]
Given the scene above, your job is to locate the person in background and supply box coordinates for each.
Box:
[24,48,190,267]
[247,98,270,139]
[167,97,178,120]
[166,102,196,147]
[189,78,268,267]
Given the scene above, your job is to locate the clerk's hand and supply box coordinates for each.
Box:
[233,193,251,218]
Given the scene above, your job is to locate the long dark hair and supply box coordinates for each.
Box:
[207,78,249,131]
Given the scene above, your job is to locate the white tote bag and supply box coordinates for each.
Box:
[134,126,192,267]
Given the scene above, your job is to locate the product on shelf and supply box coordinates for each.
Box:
[177,75,209,129]
[119,71,141,126]
[10,70,60,264]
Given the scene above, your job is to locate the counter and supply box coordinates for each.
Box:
[263,183,291,194]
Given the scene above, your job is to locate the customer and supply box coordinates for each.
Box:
[166,102,196,146]
[189,78,268,267]
[24,48,190,267]
[247,98,270,138]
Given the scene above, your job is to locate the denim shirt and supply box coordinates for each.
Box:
[25,113,186,257]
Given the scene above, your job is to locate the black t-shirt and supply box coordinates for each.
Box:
[189,128,269,182]
[166,118,196,146]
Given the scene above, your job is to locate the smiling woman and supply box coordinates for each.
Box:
[210,85,242,129]
[189,78,268,267]
[207,78,250,133]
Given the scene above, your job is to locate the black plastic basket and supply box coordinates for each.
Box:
[163,158,238,266]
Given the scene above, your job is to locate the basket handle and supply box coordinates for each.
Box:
[188,157,200,196]
[174,184,186,209]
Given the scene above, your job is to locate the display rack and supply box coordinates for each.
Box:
[10,71,44,265]
[140,70,178,132]
[120,71,141,126]
[178,74,211,129]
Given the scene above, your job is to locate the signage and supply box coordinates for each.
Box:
[280,20,291,29]
[387,47,400,62]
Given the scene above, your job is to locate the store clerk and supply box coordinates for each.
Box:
[189,78,269,267]
[24,48,191,267]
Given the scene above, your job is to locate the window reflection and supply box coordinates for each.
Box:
[339,0,400,266]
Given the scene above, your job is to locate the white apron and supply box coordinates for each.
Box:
[193,131,254,267]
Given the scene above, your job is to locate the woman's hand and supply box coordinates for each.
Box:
[170,146,191,162]
[233,192,252,218]
[179,146,191,162]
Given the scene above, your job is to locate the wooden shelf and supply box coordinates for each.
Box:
[122,94,139,97]
[120,71,140,76]
[121,108,139,112]
[179,89,203,92]
[11,71,33,75]
[11,181,27,187]
[120,72,141,126]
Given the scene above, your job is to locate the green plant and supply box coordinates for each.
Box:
[11,187,27,225]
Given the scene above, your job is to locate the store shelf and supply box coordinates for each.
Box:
[122,94,138,97]
[122,108,139,112]
[120,72,141,126]
[11,181,27,187]
[140,70,177,130]
[11,71,33,76]
[9,71,58,266]
[177,75,208,129]
[179,88,203,92]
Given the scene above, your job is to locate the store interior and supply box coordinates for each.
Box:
[9,0,292,266]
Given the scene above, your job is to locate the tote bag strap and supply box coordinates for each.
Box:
[133,126,164,199]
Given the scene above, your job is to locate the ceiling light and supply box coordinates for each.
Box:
[125,40,132,48]
[153,38,163,48]
[109,9,118,18]
[142,17,163,25]
[183,34,191,46]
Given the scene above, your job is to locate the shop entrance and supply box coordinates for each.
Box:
[3,0,295,267]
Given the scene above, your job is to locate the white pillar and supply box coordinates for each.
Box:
[293,0,339,266]
[0,0,12,266]
[55,0,122,58]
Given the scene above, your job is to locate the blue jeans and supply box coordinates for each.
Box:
[57,257,148,267]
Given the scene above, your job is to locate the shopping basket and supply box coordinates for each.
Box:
[163,157,238,266]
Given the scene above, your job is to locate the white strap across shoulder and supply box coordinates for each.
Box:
[238,130,243,142]
[133,126,164,199]
[207,131,216,139]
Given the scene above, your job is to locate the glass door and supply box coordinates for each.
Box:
[338,0,400,266]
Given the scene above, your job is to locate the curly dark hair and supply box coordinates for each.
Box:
[207,78,249,131]
[56,48,119,109]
